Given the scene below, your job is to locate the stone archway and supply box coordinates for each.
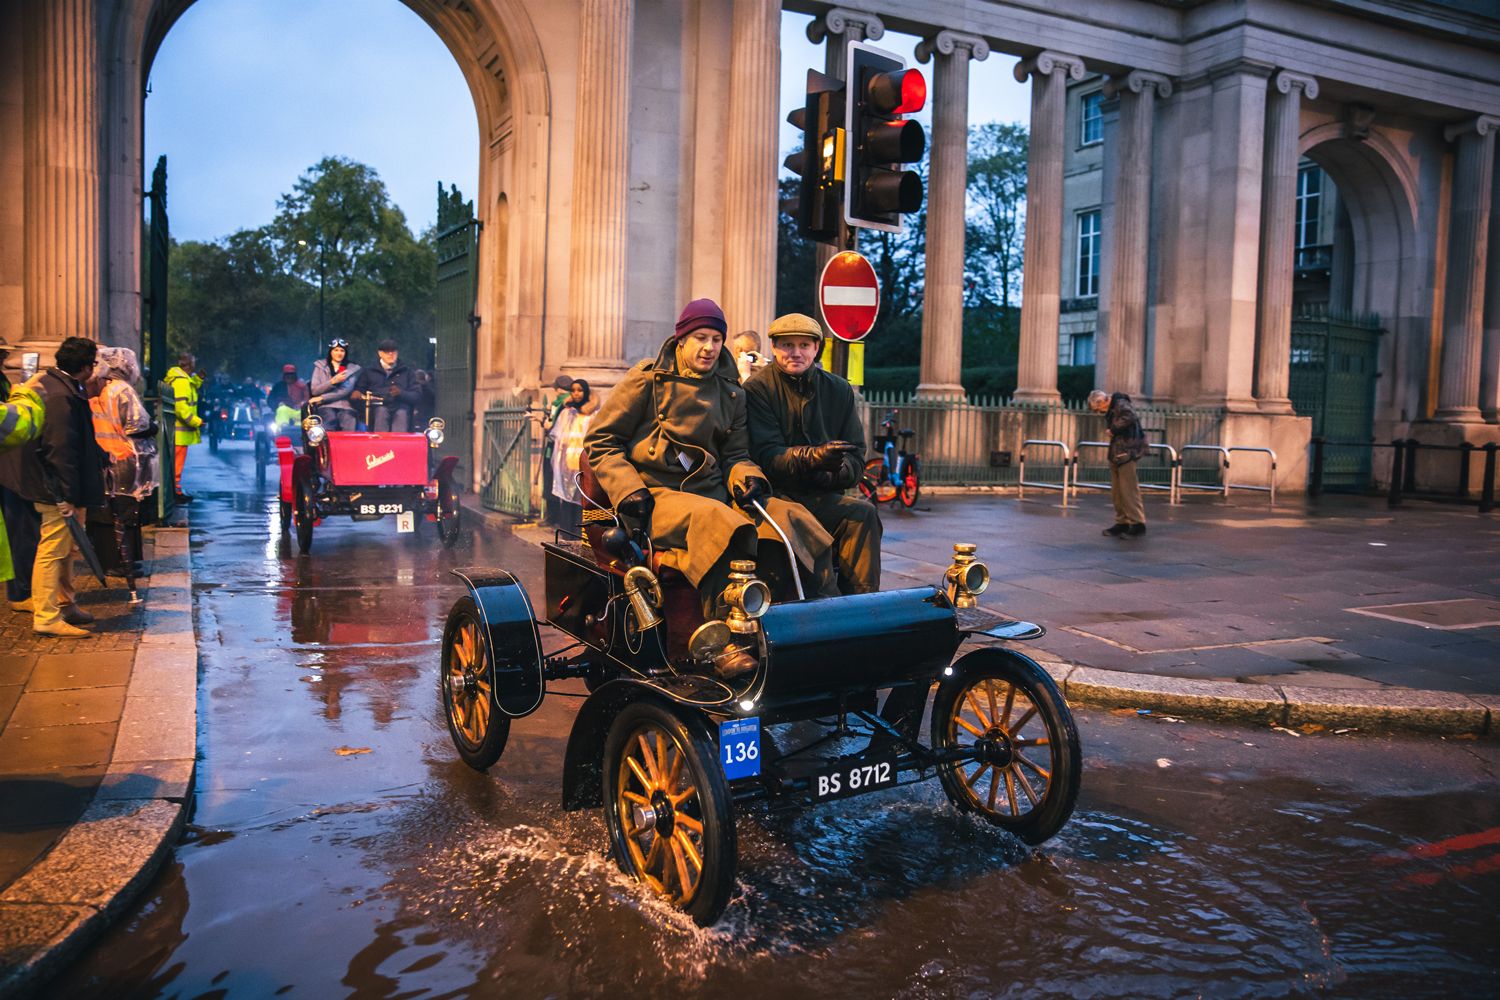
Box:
[1295,127,1426,435]
[99,0,550,395]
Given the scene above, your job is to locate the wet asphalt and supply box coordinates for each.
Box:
[47,442,1500,999]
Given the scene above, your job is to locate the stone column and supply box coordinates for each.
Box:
[807,7,884,280]
[1201,60,1273,409]
[719,0,780,336]
[22,0,101,348]
[914,30,988,400]
[1255,71,1318,413]
[1435,115,1498,422]
[1483,159,1500,422]
[1097,70,1171,398]
[566,0,634,375]
[1013,51,1085,402]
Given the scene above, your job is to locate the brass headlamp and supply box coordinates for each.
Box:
[302,413,326,446]
[943,543,990,609]
[721,560,771,635]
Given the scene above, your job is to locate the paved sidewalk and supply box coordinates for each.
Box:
[880,491,1500,734]
[0,524,196,997]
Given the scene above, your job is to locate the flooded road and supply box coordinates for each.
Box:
[51,443,1500,998]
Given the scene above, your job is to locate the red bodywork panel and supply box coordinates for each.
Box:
[325,432,429,487]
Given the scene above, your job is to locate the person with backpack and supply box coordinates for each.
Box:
[1088,388,1150,537]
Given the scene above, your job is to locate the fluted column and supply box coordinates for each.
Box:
[22,0,101,347]
[566,0,634,372]
[914,31,988,399]
[1435,115,1498,422]
[1013,51,1085,402]
[807,7,884,280]
[720,0,780,336]
[1255,71,1318,413]
[1483,162,1500,422]
[1098,70,1171,398]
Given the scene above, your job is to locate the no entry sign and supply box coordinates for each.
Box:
[818,250,880,342]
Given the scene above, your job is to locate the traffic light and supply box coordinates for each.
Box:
[784,69,846,243]
[844,41,926,233]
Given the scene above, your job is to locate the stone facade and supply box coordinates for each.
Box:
[0,0,1497,492]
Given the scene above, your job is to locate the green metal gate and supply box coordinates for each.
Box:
[1289,310,1383,490]
[480,400,534,517]
[433,184,480,486]
[144,155,175,523]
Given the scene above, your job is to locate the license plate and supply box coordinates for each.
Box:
[719,717,760,780]
[358,502,407,515]
[810,754,898,802]
[396,511,416,533]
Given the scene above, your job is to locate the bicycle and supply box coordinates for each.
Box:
[859,409,921,509]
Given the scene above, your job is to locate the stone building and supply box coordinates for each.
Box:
[1,0,1497,491]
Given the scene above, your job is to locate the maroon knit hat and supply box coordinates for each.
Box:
[674,298,728,339]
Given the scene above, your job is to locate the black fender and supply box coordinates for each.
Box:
[291,453,316,487]
[434,454,459,487]
[939,645,1065,707]
[561,678,718,811]
[450,569,545,718]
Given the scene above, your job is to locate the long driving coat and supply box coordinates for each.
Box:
[584,336,832,588]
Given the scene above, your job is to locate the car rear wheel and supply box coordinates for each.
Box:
[603,701,736,926]
[931,648,1081,845]
[293,476,316,555]
[441,596,510,770]
[437,486,461,549]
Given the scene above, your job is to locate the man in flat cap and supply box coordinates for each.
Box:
[353,338,418,431]
[744,312,880,594]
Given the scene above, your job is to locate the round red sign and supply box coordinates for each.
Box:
[818,250,880,342]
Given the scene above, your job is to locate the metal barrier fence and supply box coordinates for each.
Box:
[1178,445,1279,505]
[1310,438,1497,513]
[855,390,1224,488]
[1017,439,1071,505]
[1074,441,1181,503]
[480,401,534,518]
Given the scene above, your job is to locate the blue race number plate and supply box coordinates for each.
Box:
[719,717,760,780]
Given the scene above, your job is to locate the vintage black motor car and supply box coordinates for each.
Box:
[439,466,1082,925]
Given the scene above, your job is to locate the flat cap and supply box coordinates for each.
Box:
[767,312,824,342]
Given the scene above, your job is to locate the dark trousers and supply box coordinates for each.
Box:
[2,486,40,601]
[372,406,412,433]
[541,448,560,525]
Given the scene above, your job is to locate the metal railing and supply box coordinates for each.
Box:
[1177,445,1278,505]
[854,390,1223,488]
[1072,441,1181,503]
[153,383,177,523]
[480,401,534,517]
[1017,439,1071,505]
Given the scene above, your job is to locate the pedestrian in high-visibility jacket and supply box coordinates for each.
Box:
[0,378,44,588]
[164,353,204,503]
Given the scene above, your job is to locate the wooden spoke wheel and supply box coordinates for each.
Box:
[603,701,735,925]
[440,597,510,770]
[932,649,1081,844]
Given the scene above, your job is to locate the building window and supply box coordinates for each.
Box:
[1296,166,1322,248]
[1070,332,1096,366]
[1080,91,1103,145]
[1076,210,1101,298]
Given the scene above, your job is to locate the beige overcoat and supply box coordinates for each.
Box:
[584,336,833,590]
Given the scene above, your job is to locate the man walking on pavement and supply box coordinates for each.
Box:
[0,337,107,636]
[1089,387,1149,537]
[744,312,881,594]
[164,353,204,503]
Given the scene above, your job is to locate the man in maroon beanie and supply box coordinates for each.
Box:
[585,297,837,679]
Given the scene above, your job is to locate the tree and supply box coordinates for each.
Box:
[965,122,1028,360]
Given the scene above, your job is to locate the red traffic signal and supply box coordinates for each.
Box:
[845,42,926,233]
[865,68,926,116]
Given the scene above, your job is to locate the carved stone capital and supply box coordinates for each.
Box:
[1444,114,1500,143]
[1013,50,1085,85]
[916,29,989,65]
[807,6,884,44]
[1104,69,1173,100]
[1272,70,1319,101]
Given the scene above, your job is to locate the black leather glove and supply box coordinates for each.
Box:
[616,487,654,525]
[733,476,771,510]
[830,462,859,491]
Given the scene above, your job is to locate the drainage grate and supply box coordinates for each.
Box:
[1345,598,1500,630]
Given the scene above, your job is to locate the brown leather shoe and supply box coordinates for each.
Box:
[33,621,89,638]
[712,646,759,680]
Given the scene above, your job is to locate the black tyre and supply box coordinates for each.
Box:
[603,700,736,925]
[440,596,510,770]
[931,648,1081,844]
[437,485,461,549]
[293,476,315,555]
[278,499,292,532]
[858,457,883,502]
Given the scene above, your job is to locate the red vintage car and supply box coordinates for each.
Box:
[276,414,461,553]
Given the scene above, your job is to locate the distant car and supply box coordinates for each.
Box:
[276,413,461,552]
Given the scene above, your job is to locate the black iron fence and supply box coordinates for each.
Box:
[1308,437,1497,513]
